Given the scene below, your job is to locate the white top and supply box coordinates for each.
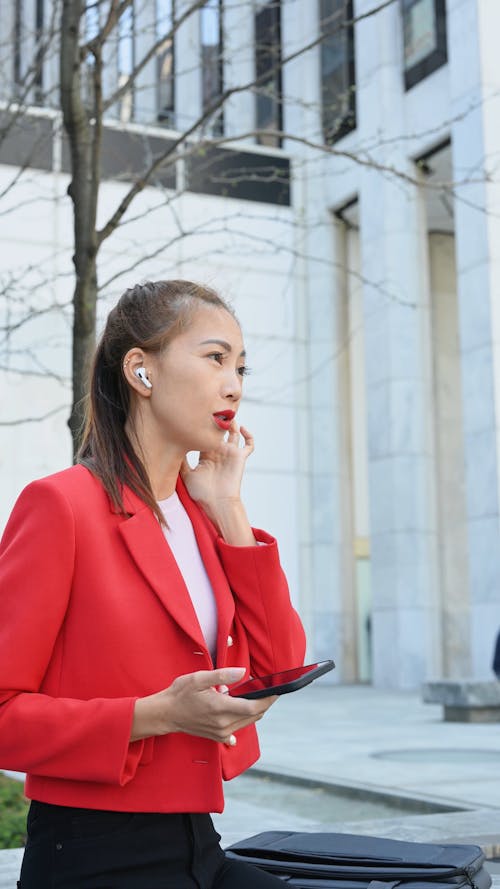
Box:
[158,492,218,660]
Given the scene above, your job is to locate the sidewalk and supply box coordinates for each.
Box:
[214,684,500,856]
[256,683,500,809]
[1,685,499,888]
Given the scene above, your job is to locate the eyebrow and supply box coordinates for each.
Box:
[199,338,246,358]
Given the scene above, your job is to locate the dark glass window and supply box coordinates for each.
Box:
[156,0,175,125]
[319,0,356,144]
[402,0,447,90]
[14,0,23,91]
[200,0,224,136]
[187,144,290,205]
[255,1,282,148]
[34,0,44,102]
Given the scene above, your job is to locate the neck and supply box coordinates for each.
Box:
[149,460,182,500]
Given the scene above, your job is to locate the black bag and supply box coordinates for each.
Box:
[226,830,491,889]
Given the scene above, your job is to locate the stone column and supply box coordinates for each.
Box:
[133,2,157,125]
[175,0,202,131]
[223,0,255,139]
[356,0,441,687]
[428,233,471,678]
[283,0,356,677]
[448,0,500,678]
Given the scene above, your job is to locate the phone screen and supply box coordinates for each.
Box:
[228,660,334,698]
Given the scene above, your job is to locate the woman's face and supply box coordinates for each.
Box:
[142,306,247,455]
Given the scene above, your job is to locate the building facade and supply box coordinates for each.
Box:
[1,0,499,688]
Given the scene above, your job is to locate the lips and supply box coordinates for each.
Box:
[213,410,236,431]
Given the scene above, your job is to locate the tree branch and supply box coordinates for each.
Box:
[95,0,400,244]
[100,0,207,113]
[81,0,132,58]
[0,405,67,426]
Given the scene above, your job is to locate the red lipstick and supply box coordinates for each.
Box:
[213,410,235,431]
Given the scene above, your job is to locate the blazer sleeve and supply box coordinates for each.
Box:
[216,529,306,676]
[0,480,146,785]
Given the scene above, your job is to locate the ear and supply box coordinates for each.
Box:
[122,348,153,397]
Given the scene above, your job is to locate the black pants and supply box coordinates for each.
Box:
[19,801,282,889]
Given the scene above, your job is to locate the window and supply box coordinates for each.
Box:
[13,0,23,93]
[14,0,45,101]
[34,0,44,103]
[156,0,175,125]
[319,0,356,145]
[402,0,447,90]
[255,1,282,148]
[200,0,223,136]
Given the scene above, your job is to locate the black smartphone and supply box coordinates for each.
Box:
[227,659,335,699]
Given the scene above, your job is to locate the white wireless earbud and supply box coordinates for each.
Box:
[135,367,152,389]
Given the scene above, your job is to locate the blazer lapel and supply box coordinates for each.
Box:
[118,487,207,650]
[176,477,236,666]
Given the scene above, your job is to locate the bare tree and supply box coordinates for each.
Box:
[59,0,411,452]
[1,0,459,449]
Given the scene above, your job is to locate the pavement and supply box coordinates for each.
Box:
[214,684,500,879]
[1,684,500,887]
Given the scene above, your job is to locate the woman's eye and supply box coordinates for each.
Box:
[208,352,224,364]
[238,365,251,377]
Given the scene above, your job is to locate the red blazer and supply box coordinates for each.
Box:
[0,466,305,813]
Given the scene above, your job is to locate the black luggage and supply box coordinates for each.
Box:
[226,830,491,889]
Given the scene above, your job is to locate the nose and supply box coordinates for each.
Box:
[221,366,243,401]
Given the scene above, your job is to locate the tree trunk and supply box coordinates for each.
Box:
[60,0,101,458]
[68,260,97,452]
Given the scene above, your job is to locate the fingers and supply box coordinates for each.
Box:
[189,667,246,691]
[218,696,277,744]
[226,421,254,453]
[239,424,254,454]
[137,670,276,743]
[163,669,276,744]
[227,419,240,446]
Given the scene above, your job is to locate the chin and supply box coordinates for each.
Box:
[185,430,224,454]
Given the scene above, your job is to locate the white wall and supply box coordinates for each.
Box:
[0,161,303,609]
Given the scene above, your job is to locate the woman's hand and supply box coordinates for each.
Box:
[130,667,277,744]
[181,421,253,506]
[180,423,257,545]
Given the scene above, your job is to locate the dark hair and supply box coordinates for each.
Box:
[78,279,236,521]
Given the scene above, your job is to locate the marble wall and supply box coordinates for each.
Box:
[448,0,500,678]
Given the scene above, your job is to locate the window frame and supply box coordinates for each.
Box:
[14,0,24,90]
[34,0,44,102]
[319,0,356,146]
[156,0,176,126]
[254,0,283,149]
[402,0,448,91]
[200,0,224,137]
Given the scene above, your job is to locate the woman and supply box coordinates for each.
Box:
[0,280,306,888]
